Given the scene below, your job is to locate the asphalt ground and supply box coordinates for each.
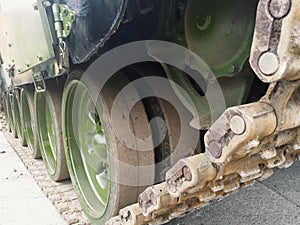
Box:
[0,129,299,225]
[167,161,300,225]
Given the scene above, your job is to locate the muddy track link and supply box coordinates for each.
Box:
[1,123,91,225]
[107,80,300,225]
[107,146,300,225]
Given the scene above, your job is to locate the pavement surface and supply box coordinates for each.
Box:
[0,129,299,225]
[167,161,300,225]
[0,131,67,225]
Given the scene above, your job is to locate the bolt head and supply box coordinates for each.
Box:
[208,141,222,159]
[32,2,38,10]
[196,9,211,31]
[258,52,280,75]
[230,115,246,135]
[69,14,75,20]
[62,8,68,16]
[65,24,70,31]
[37,55,43,61]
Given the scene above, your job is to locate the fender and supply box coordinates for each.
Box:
[65,0,128,64]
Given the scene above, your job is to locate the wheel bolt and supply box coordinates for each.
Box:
[196,9,211,31]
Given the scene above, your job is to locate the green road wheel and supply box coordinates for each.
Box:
[62,71,155,224]
[10,90,21,139]
[6,92,15,133]
[184,0,257,76]
[6,93,15,135]
[12,90,26,145]
[2,93,11,132]
[21,86,41,158]
[35,83,69,181]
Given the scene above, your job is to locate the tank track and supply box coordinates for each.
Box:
[1,121,91,225]
[106,1,300,223]
[107,130,300,225]
[3,99,300,225]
